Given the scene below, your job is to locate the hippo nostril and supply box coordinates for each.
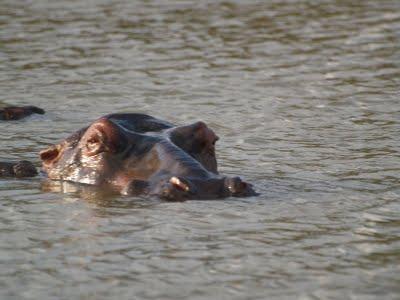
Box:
[225,176,252,196]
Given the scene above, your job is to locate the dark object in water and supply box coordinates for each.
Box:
[0,160,38,177]
[0,106,45,120]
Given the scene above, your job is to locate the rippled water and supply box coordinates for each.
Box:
[1,0,399,299]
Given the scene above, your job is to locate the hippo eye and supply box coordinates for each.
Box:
[86,136,101,150]
[84,135,108,156]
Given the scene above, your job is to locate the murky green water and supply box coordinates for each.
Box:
[1,0,399,299]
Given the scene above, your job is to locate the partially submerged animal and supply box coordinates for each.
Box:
[0,106,43,177]
[1,108,256,200]
[0,161,38,178]
[0,106,45,120]
[40,113,256,200]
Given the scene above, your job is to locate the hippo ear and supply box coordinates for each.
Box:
[40,145,60,165]
[194,121,219,147]
[81,119,125,156]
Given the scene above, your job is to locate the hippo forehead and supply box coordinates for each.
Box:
[63,113,173,148]
[105,113,174,133]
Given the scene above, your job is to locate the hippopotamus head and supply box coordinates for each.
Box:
[39,113,255,200]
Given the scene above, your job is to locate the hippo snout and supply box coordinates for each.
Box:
[155,176,255,200]
[121,175,255,200]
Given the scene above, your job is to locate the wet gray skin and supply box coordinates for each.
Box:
[40,113,255,200]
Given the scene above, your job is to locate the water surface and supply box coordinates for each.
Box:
[1,0,399,299]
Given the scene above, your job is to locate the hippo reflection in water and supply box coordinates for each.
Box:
[1,107,256,200]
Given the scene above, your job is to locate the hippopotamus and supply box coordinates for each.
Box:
[0,105,45,120]
[0,106,43,177]
[39,113,256,200]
